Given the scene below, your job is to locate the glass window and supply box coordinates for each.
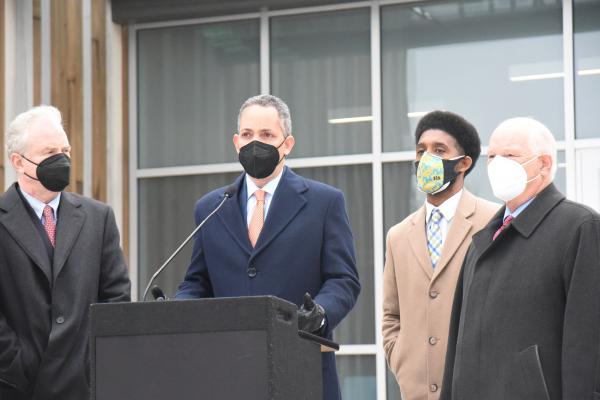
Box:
[138,172,241,296]
[137,20,260,168]
[337,356,376,400]
[386,367,401,400]
[574,0,600,139]
[576,148,600,212]
[293,164,374,345]
[381,0,564,152]
[271,9,372,157]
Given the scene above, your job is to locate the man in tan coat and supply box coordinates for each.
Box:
[382,111,499,400]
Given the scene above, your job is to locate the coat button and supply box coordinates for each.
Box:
[247,267,257,278]
[430,384,438,392]
[429,290,439,299]
[56,316,65,324]
[428,336,438,345]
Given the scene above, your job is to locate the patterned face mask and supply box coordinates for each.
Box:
[415,152,464,195]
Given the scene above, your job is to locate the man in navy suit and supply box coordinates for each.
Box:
[176,94,361,400]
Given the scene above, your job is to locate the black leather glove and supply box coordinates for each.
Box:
[297,292,326,333]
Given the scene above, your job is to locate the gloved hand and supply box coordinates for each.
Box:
[297,292,326,333]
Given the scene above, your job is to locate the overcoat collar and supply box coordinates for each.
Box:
[216,166,308,259]
[407,190,477,280]
[0,184,85,284]
[471,183,565,254]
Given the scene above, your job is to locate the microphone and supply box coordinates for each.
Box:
[142,184,238,301]
[150,285,166,301]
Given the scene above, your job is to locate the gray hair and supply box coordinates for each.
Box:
[237,94,292,138]
[6,105,65,157]
[494,117,558,178]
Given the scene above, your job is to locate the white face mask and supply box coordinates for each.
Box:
[487,155,539,202]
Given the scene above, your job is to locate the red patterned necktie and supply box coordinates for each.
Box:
[492,215,514,241]
[43,205,56,247]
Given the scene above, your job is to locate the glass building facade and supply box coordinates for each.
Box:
[130,1,600,398]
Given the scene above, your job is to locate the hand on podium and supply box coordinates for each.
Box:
[297,292,326,334]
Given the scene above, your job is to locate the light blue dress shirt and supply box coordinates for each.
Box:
[20,189,61,226]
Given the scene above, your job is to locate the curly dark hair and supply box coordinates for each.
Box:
[414,110,481,175]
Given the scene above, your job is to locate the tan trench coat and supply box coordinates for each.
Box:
[382,190,499,400]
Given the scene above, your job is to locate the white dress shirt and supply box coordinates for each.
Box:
[425,189,463,248]
[245,169,284,228]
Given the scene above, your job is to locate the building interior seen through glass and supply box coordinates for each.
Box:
[133,0,600,398]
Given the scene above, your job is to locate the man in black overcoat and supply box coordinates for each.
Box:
[441,117,600,400]
[0,106,130,400]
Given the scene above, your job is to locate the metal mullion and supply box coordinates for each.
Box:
[267,1,372,17]
[132,12,260,31]
[128,26,139,301]
[260,8,270,94]
[563,0,576,201]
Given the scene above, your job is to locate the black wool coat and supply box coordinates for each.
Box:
[441,184,600,400]
[0,184,130,400]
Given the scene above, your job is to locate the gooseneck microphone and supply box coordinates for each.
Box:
[142,184,238,301]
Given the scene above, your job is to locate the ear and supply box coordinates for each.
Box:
[456,155,473,174]
[10,153,24,172]
[282,135,295,156]
[539,154,553,177]
[232,134,241,154]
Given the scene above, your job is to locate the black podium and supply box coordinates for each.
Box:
[89,296,323,400]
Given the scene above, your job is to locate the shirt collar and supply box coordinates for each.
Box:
[425,189,463,223]
[20,190,61,220]
[245,168,284,199]
[504,196,536,220]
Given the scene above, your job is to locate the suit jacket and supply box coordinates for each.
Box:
[176,167,361,400]
[441,184,600,400]
[382,190,499,400]
[0,184,131,400]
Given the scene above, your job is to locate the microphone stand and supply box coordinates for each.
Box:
[142,192,233,301]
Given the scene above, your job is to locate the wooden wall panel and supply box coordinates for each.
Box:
[92,0,107,202]
[122,25,129,259]
[51,0,83,194]
[33,0,40,105]
[0,0,5,190]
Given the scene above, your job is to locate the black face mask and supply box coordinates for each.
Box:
[238,140,285,179]
[21,153,71,192]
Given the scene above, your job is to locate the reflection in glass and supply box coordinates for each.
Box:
[336,356,376,400]
[137,20,260,168]
[574,0,600,139]
[138,172,241,297]
[382,0,564,151]
[293,165,374,345]
[271,9,372,157]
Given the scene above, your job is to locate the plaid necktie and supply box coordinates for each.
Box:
[43,205,56,247]
[427,208,443,268]
[248,189,265,247]
[493,215,514,241]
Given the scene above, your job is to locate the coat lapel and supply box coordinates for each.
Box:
[0,184,53,283]
[407,206,434,280]
[216,173,252,255]
[432,191,476,279]
[251,168,307,259]
[53,192,86,279]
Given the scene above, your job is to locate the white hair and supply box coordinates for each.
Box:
[6,105,65,157]
[494,117,558,178]
[237,94,292,138]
